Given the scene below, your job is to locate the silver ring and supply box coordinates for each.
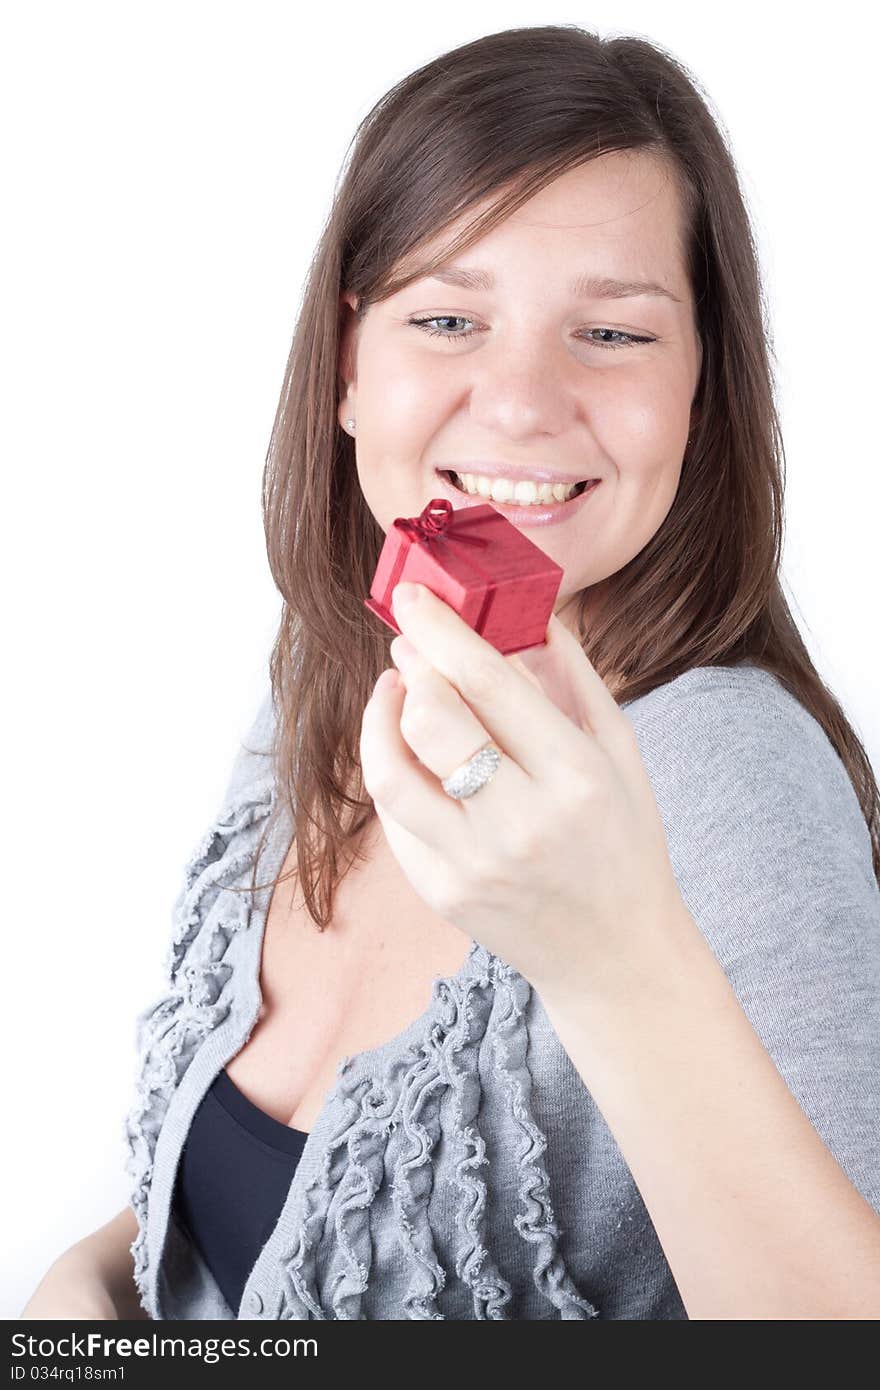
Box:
[441,741,502,800]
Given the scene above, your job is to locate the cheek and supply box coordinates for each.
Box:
[380,372,431,425]
[612,382,681,445]
[593,378,689,546]
[617,442,684,519]
[355,353,453,526]
[361,343,452,433]
[595,373,690,476]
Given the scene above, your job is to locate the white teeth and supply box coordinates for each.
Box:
[452,472,582,504]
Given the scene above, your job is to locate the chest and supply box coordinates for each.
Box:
[224,815,471,1132]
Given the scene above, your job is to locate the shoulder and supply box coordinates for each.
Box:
[161,685,278,987]
[219,686,277,812]
[622,663,869,859]
[622,661,879,966]
[623,660,828,752]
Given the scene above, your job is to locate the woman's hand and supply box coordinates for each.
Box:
[359,580,689,1006]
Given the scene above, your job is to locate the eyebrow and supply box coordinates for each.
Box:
[422,264,682,303]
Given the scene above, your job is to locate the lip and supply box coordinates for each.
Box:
[432,468,602,527]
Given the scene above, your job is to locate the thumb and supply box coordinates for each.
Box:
[510,612,622,740]
[505,649,545,693]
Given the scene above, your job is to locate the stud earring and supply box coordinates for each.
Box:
[346,418,356,433]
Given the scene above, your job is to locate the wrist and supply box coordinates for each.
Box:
[539,895,710,1023]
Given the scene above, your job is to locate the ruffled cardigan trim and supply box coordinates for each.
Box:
[123,775,275,1306]
[123,772,599,1319]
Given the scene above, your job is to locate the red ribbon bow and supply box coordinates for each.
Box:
[393,498,488,547]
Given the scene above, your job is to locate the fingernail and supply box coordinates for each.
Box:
[390,634,418,671]
[376,668,400,694]
[392,582,419,616]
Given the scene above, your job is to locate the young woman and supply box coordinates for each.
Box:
[23,24,880,1321]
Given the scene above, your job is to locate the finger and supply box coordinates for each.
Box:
[390,582,609,776]
[386,636,531,834]
[389,636,530,817]
[393,638,494,777]
[359,667,470,852]
[520,611,630,755]
[504,650,546,695]
[396,631,544,698]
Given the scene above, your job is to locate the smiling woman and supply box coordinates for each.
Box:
[108,19,880,1326]
[338,151,701,563]
[33,22,876,1324]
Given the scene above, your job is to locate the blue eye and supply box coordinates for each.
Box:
[407,316,655,350]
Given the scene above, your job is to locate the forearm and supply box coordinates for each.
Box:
[66,1208,149,1321]
[542,907,880,1320]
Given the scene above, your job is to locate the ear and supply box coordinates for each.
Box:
[338,291,361,389]
[691,334,704,411]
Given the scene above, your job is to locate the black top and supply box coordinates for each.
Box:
[173,1067,308,1315]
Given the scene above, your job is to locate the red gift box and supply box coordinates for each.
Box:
[363,498,565,655]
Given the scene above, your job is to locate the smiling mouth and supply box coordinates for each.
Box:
[438,469,592,503]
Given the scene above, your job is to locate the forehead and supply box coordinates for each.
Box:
[402,151,688,286]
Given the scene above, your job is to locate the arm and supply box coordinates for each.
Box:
[21,1207,149,1321]
[544,905,880,1319]
[543,674,880,1320]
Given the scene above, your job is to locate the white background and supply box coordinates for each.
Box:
[2,0,877,1316]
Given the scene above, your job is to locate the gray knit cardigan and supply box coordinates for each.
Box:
[122,663,880,1319]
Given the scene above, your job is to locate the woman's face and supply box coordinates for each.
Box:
[338,151,702,634]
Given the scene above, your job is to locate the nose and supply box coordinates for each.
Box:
[467,333,578,440]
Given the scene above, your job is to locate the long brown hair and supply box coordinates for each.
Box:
[237,23,880,925]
